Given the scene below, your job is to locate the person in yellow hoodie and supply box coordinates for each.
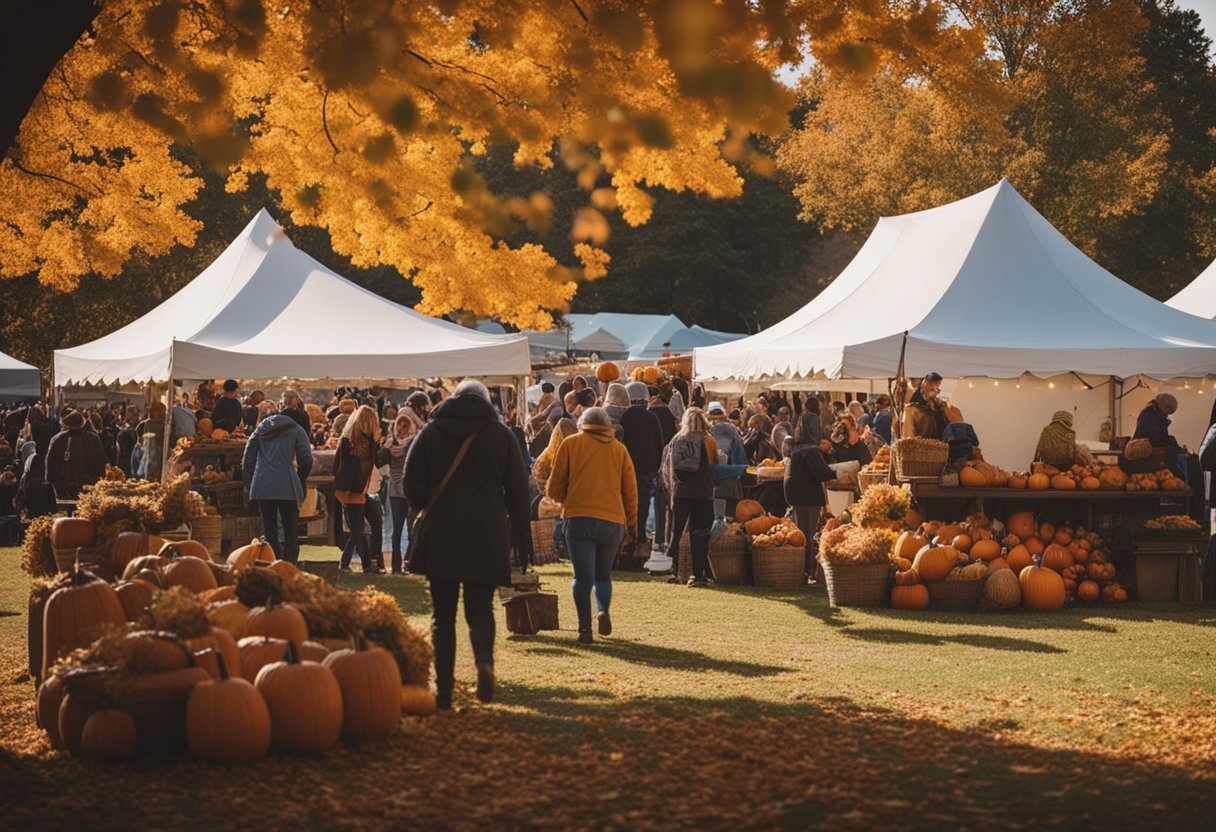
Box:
[547,407,638,644]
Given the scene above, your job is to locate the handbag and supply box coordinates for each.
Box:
[405,430,479,566]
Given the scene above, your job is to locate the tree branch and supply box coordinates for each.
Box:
[569,0,589,24]
[321,88,339,160]
[407,199,434,219]
[8,158,94,195]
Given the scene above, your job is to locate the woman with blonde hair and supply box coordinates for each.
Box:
[384,412,419,574]
[660,407,719,586]
[335,405,382,573]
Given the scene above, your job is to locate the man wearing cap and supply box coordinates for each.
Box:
[620,381,665,552]
[706,401,748,465]
[46,409,107,500]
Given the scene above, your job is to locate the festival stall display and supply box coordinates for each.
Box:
[29,521,434,763]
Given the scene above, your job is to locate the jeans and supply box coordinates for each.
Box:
[429,580,497,697]
[564,516,624,631]
[365,496,384,568]
[791,505,822,576]
[636,474,655,543]
[667,498,713,581]
[340,501,370,570]
[653,480,670,549]
[258,499,301,564]
[389,496,409,571]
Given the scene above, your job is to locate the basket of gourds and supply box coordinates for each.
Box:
[925,562,987,611]
[748,517,808,589]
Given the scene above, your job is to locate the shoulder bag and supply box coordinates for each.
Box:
[406,430,479,565]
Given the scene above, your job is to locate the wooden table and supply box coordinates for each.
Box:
[909,484,1194,529]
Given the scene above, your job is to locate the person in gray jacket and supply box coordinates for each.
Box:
[243,412,313,564]
[706,402,747,465]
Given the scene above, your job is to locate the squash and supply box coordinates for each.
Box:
[50,517,96,550]
[1019,564,1066,611]
[255,642,344,755]
[969,538,1001,561]
[323,635,401,742]
[890,584,930,610]
[1041,543,1073,573]
[80,710,137,762]
[912,545,955,583]
[733,500,765,524]
[1050,474,1076,490]
[1027,473,1050,491]
[186,652,271,764]
[982,568,1021,609]
[42,566,125,680]
[1006,511,1036,542]
[595,362,620,383]
[894,532,929,559]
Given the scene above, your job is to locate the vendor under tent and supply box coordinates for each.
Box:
[0,351,40,399]
[694,180,1216,469]
[1166,257,1216,319]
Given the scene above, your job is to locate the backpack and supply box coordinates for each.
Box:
[670,433,704,473]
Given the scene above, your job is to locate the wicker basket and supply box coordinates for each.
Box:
[821,560,890,607]
[53,546,102,573]
[709,534,750,585]
[926,579,984,612]
[751,545,806,589]
[190,515,223,559]
[531,518,560,565]
[893,439,949,479]
[857,470,889,494]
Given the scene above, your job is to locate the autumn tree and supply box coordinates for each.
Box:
[0,0,1007,329]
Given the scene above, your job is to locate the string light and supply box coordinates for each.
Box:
[1048,382,1055,389]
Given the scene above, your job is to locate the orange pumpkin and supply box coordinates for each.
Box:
[211,428,230,440]
[1077,580,1100,601]
[1053,528,1074,546]
[1024,536,1046,557]
[891,583,930,610]
[970,539,1001,561]
[734,499,766,524]
[986,556,1011,574]
[912,545,955,583]
[894,567,922,586]
[786,528,807,548]
[196,417,214,436]
[1080,476,1100,491]
[895,531,929,559]
[1019,564,1066,611]
[934,524,964,544]
[1038,522,1055,542]
[1041,543,1073,573]
[1006,511,1036,542]
[51,517,97,550]
[1027,473,1050,491]
[959,465,991,487]
[1006,544,1034,573]
[744,515,780,536]
[904,509,923,530]
[163,539,212,562]
[951,534,973,553]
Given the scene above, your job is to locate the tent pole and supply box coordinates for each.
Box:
[1108,375,1117,444]
[160,380,173,484]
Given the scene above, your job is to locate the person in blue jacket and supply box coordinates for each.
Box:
[243,410,313,564]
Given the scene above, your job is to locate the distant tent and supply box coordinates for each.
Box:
[0,351,40,399]
[523,313,744,363]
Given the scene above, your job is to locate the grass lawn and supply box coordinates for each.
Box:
[2,544,1214,830]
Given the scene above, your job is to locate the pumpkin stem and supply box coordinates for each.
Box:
[355,632,368,652]
[215,649,230,681]
[284,640,299,665]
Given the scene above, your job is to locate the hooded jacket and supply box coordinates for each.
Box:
[547,423,638,531]
[243,414,313,502]
[45,427,106,500]
[404,394,532,585]
[620,404,664,477]
[709,421,748,466]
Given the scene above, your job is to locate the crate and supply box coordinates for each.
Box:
[206,481,258,516]
[1134,540,1203,602]
[222,515,263,552]
[503,592,559,634]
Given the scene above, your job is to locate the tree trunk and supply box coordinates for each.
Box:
[0,0,99,161]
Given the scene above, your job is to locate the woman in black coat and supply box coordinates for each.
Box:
[404,381,532,710]
[784,413,837,584]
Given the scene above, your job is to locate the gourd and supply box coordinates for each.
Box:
[80,710,138,762]
[890,584,930,610]
[733,500,765,524]
[1019,563,1066,611]
[42,566,125,680]
[244,599,309,650]
[186,652,271,764]
[255,642,344,755]
[912,545,955,583]
[1006,511,1036,542]
[595,362,620,383]
[323,635,401,742]
[981,568,1021,609]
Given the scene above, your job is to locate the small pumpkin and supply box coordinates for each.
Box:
[1005,511,1036,542]
[1027,473,1050,491]
[122,554,164,582]
[196,417,213,436]
[1006,545,1034,573]
[890,583,930,610]
[1079,476,1100,491]
[969,539,1001,561]
[80,710,138,762]
[894,531,928,559]
[267,559,300,580]
[1006,473,1026,489]
[211,428,230,440]
[186,651,272,764]
[1024,536,1046,557]
[1041,543,1074,573]
[786,528,807,548]
[894,567,922,586]
[986,556,1010,575]
[595,361,620,383]
[1019,563,1066,611]
[184,626,241,680]
[255,642,344,755]
[401,684,437,717]
[323,635,401,742]
[238,636,291,683]
[912,545,955,583]
[244,599,309,649]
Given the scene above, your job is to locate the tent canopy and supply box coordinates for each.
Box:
[1166,258,1216,318]
[0,351,40,398]
[525,313,744,363]
[54,210,531,385]
[695,180,1216,382]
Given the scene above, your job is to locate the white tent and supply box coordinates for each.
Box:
[0,351,40,399]
[1165,258,1216,318]
[695,180,1216,468]
[54,210,531,386]
[523,313,745,364]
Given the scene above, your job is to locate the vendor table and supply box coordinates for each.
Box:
[909,484,1193,530]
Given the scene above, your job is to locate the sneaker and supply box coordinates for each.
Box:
[597,610,612,637]
[475,663,495,703]
[577,629,593,645]
[686,576,699,587]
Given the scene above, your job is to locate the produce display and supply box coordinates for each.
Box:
[30,506,434,764]
[1143,515,1202,531]
[967,460,1186,493]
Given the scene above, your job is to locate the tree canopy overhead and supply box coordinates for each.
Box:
[0,0,988,329]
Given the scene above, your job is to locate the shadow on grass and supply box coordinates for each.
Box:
[521,632,792,678]
[837,627,1066,653]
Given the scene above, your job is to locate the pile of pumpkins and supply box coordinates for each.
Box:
[999,461,1183,492]
[733,500,807,549]
[35,523,433,765]
[888,510,1127,611]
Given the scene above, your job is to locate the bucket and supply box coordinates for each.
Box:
[825,488,853,517]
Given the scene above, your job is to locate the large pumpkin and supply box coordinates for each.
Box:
[186,652,271,765]
[81,710,138,762]
[1041,543,1074,573]
[323,636,401,742]
[1006,511,1036,542]
[163,555,218,594]
[244,600,309,650]
[1019,564,1066,611]
[228,537,276,572]
[733,500,765,524]
[42,566,125,679]
[982,568,1021,609]
[595,362,620,383]
[255,643,344,755]
[890,583,930,610]
[912,545,955,583]
[50,517,96,550]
